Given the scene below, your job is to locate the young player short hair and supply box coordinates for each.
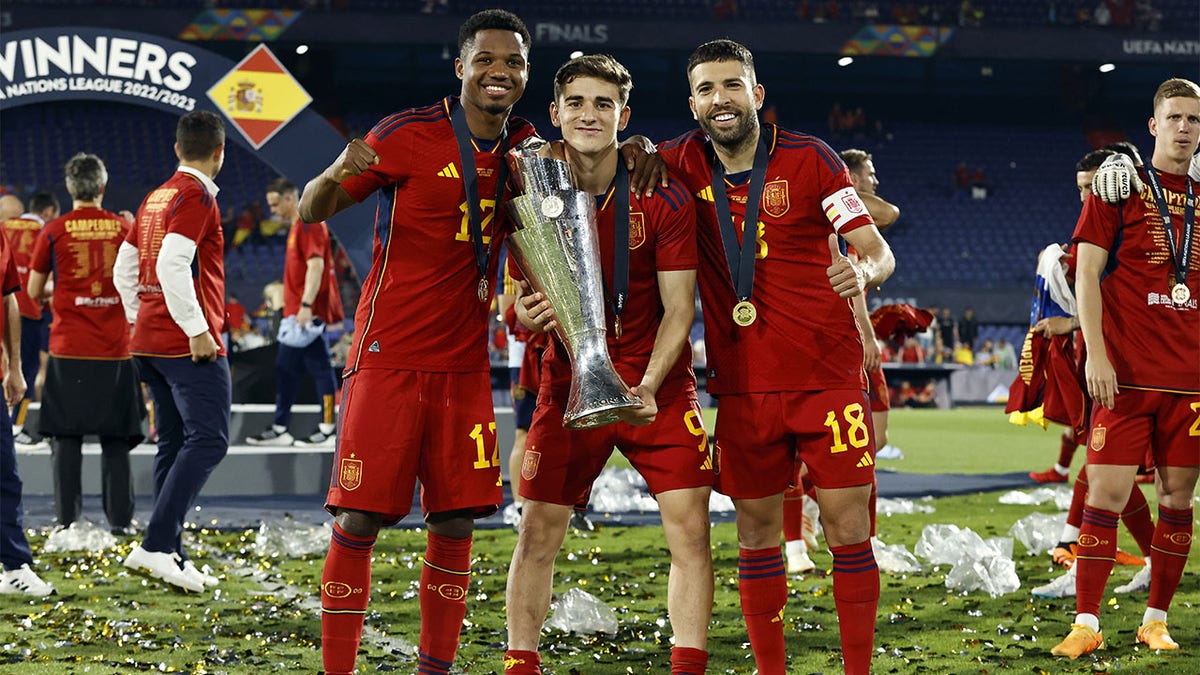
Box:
[553,54,633,106]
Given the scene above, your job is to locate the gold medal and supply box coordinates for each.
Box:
[1172,283,1191,305]
[477,278,489,303]
[732,300,757,327]
[613,317,622,340]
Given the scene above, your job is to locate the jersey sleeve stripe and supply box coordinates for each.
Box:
[659,129,704,151]
[371,105,444,140]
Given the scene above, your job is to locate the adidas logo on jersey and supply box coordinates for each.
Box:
[368,340,381,353]
[857,451,874,468]
[695,186,714,202]
[437,163,460,179]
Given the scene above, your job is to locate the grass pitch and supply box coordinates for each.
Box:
[3,407,1198,674]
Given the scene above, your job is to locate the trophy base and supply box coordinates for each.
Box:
[564,396,643,430]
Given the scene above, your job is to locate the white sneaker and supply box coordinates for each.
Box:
[1115,561,1152,594]
[1032,564,1077,598]
[245,428,295,446]
[13,431,49,452]
[124,545,205,592]
[785,539,816,574]
[294,430,335,448]
[800,495,820,552]
[182,560,220,588]
[0,564,56,596]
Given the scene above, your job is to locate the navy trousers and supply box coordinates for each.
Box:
[134,355,231,557]
[273,337,336,428]
[0,413,32,569]
[10,314,46,427]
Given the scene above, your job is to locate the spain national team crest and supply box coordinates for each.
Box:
[521,449,541,481]
[1089,425,1106,452]
[628,212,646,250]
[842,190,866,216]
[762,179,790,218]
[339,455,363,491]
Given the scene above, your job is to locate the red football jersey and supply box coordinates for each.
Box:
[127,170,226,357]
[282,218,343,324]
[659,125,873,395]
[30,207,130,359]
[0,227,21,340]
[510,179,699,405]
[2,215,45,319]
[339,97,535,374]
[1072,169,1199,393]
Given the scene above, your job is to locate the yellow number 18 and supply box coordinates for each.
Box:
[823,403,869,454]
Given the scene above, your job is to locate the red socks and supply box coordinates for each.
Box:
[419,532,473,675]
[1067,466,1088,529]
[1149,506,1193,613]
[670,646,709,674]
[1057,430,1077,469]
[1075,506,1119,616]
[738,546,787,674]
[503,649,541,674]
[830,540,879,675]
[1120,483,1154,557]
[321,523,376,675]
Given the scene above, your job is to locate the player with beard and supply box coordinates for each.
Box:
[659,40,893,674]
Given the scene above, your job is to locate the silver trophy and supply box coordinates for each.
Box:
[506,137,641,429]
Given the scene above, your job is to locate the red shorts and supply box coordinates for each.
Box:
[326,369,502,524]
[713,389,876,498]
[519,395,712,505]
[866,365,890,412]
[1087,389,1200,469]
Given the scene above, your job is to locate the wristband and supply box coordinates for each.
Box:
[301,301,313,308]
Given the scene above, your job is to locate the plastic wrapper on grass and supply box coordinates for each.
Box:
[998,486,1072,508]
[254,520,331,558]
[546,587,618,635]
[944,556,1020,597]
[42,520,118,552]
[876,497,935,516]
[872,536,923,573]
[1009,511,1066,556]
[914,524,992,565]
[589,468,659,513]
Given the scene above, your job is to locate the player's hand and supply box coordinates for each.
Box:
[1085,352,1119,410]
[619,136,669,198]
[515,281,557,333]
[618,384,658,426]
[826,234,866,298]
[3,366,26,407]
[323,138,380,184]
[1091,154,1143,204]
[1034,315,1077,337]
[1191,152,1200,182]
[296,306,314,329]
[189,332,219,363]
[863,336,881,372]
[118,210,136,223]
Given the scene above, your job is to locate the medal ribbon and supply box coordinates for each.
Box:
[1144,166,1195,289]
[712,129,771,304]
[450,101,510,288]
[610,160,631,323]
